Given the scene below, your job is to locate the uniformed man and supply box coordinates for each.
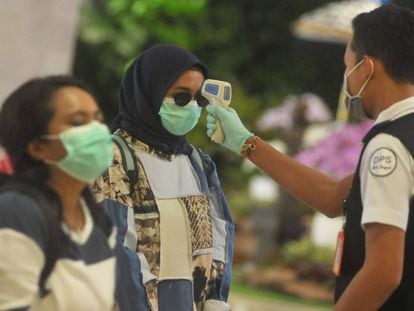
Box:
[204,4,414,310]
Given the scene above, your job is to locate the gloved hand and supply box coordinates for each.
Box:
[206,104,253,154]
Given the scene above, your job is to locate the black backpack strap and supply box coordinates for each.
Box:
[0,182,60,296]
[112,134,138,193]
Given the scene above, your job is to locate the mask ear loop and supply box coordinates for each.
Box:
[343,59,365,98]
[345,58,365,77]
[355,57,374,97]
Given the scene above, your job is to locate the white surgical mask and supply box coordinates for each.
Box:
[343,58,374,119]
[42,121,113,184]
[159,97,202,136]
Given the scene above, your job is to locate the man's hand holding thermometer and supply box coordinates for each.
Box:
[203,79,253,154]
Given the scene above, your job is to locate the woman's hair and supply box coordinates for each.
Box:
[0,75,112,236]
[0,75,91,177]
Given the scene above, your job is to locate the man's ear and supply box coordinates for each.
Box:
[361,55,375,80]
[27,139,48,161]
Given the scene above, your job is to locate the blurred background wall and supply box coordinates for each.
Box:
[0,0,80,104]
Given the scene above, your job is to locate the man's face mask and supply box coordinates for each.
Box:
[343,58,374,119]
[159,97,202,136]
[43,121,113,184]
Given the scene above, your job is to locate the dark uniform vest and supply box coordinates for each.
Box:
[335,113,414,310]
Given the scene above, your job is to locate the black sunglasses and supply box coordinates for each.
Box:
[171,91,209,108]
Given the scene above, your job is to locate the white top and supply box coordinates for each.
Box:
[360,97,414,231]
[0,192,116,311]
[137,150,202,199]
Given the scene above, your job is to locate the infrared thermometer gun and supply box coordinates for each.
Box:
[201,79,232,143]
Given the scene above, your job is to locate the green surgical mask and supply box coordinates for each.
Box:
[43,121,113,184]
[159,97,202,136]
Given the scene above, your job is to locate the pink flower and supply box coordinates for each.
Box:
[257,93,332,131]
[294,120,373,178]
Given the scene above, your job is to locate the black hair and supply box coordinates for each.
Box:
[0,75,112,239]
[351,4,414,83]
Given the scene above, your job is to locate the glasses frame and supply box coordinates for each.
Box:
[170,91,209,108]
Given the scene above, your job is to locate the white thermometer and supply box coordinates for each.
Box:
[201,79,232,143]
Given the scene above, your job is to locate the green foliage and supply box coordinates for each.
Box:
[281,238,334,284]
[282,239,333,266]
[83,0,206,47]
[74,0,208,122]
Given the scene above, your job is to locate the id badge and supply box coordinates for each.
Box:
[332,229,344,276]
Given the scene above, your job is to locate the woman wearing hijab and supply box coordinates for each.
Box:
[93,44,233,311]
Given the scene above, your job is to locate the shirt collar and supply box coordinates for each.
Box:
[375,96,414,125]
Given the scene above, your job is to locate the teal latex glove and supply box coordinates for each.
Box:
[206,104,253,154]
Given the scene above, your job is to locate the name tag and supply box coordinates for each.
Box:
[332,230,345,276]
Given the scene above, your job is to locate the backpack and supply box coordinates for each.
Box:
[0,181,61,296]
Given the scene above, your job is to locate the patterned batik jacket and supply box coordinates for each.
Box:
[93,129,234,311]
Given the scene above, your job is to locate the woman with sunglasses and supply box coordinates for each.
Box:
[93,44,233,311]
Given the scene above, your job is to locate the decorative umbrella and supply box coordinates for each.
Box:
[291,0,391,44]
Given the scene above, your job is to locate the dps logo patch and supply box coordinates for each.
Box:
[369,148,397,177]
